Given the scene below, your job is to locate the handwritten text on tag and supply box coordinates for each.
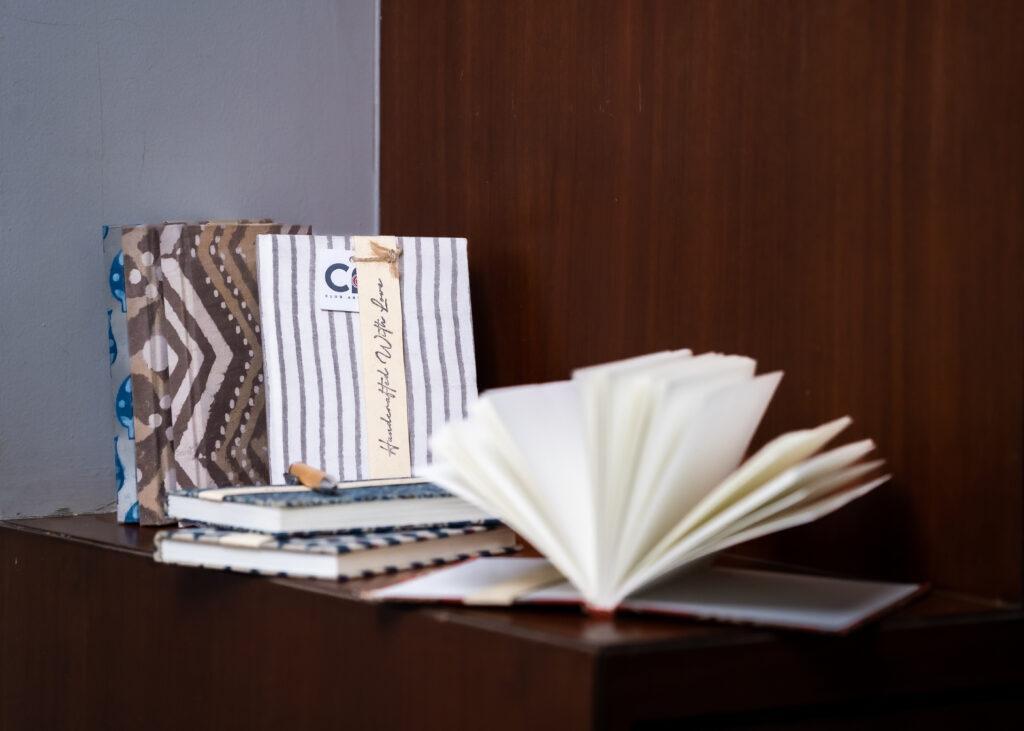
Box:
[354,236,411,478]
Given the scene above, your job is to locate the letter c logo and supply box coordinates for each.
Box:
[325,263,350,293]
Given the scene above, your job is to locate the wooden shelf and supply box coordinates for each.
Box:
[2,514,1021,729]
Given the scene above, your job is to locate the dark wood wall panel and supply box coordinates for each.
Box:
[381,1,1023,602]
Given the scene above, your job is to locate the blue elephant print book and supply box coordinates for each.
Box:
[104,226,140,524]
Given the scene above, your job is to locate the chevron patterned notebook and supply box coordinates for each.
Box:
[161,222,311,490]
[256,235,478,483]
[154,524,519,580]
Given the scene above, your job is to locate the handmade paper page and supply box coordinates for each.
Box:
[426,349,889,612]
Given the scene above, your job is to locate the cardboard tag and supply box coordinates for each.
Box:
[354,236,412,479]
[316,249,360,312]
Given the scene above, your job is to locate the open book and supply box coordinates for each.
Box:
[370,557,923,634]
[426,350,891,613]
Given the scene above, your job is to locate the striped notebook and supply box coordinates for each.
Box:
[154,524,518,580]
[256,235,478,483]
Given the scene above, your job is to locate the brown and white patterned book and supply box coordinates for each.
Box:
[123,223,199,524]
[162,222,311,492]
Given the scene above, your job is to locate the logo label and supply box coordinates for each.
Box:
[316,249,359,312]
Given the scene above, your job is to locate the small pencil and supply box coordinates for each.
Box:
[286,462,341,492]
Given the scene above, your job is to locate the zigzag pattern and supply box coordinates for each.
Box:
[162,223,310,489]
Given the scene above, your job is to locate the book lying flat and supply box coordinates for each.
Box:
[368,557,925,634]
[155,524,519,580]
[428,349,895,612]
[165,478,492,534]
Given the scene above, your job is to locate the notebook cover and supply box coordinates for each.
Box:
[123,224,196,524]
[104,226,139,523]
[162,223,311,489]
[177,481,456,507]
[257,235,478,483]
[154,524,519,580]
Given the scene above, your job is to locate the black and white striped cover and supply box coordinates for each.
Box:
[154,524,518,580]
[256,235,477,483]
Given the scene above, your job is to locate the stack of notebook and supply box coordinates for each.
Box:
[155,477,518,580]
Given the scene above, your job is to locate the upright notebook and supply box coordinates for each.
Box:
[103,226,139,523]
[122,223,196,523]
[256,235,478,484]
[162,222,311,489]
[154,524,518,580]
[121,221,311,523]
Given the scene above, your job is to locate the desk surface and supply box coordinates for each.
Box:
[2,514,1022,729]
[2,513,1004,648]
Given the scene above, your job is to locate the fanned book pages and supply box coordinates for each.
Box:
[256,235,477,483]
[165,479,492,534]
[161,222,311,489]
[154,524,519,581]
[370,557,923,634]
[426,350,894,613]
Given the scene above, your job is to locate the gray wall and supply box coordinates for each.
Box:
[0,0,379,518]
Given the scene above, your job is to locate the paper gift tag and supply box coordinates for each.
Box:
[352,236,412,479]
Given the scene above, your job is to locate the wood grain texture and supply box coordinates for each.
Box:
[380,0,1024,602]
[0,517,593,730]
[3,516,1023,729]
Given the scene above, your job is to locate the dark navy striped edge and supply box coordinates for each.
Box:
[155,523,509,556]
[171,482,453,508]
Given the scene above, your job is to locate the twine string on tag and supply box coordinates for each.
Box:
[352,240,403,279]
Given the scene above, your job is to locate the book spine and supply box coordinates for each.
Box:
[123,224,180,524]
[104,226,140,524]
